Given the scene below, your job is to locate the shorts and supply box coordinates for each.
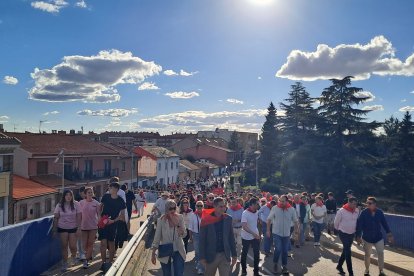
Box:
[57,227,77,234]
[98,223,117,241]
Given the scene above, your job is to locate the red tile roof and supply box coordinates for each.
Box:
[13,175,57,200]
[8,133,121,156]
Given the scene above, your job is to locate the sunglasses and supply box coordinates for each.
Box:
[366,202,374,205]
[261,201,266,203]
[196,205,203,208]
[169,207,177,211]
[208,197,214,200]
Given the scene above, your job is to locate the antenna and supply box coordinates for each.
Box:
[14,124,18,132]
[39,120,47,133]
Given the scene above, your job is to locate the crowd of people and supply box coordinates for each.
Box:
[150,184,394,276]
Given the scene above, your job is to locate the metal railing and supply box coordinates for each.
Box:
[105,214,156,276]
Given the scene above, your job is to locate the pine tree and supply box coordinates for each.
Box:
[258,102,280,182]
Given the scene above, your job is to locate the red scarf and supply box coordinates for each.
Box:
[343,203,356,213]
[266,202,272,209]
[205,201,214,208]
[139,191,145,199]
[277,202,292,210]
[229,204,243,211]
[194,210,203,217]
[247,207,257,213]
[316,201,324,207]
[200,209,226,227]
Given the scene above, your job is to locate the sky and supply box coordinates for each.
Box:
[1,0,414,134]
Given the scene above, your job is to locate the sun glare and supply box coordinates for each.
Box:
[248,0,275,6]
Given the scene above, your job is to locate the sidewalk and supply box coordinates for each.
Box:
[320,232,414,275]
[41,203,154,276]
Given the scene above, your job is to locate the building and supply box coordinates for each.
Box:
[134,146,179,186]
[12,175,58,224]
[0,133,20,227]
[179,160,202,181]
[9,132,134,199]
[197,128,258,156]
[181,143,235,167]
[171,137,228,157]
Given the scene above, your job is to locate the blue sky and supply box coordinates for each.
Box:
[1,0,414,134]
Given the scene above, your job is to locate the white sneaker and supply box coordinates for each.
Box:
[197,268,204,275]
[79,253,86,260]
[70,256,77,266]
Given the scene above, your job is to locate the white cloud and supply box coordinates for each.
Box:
[29,50,162,103]
[411,91,414,94]
[354,91,375,102]
[163,69,197,77]
[165,91,200,99]
[276,36,414,81]
[31,0,68,13]
[3,76,18,85]
[362,105,384,111]
[399,106,414,112]
[43,110,60,116]
[258,76,262,80]
[138,82,159,91]
[0,115,9,123]
[75,0,87,8]
[226,98,244,104]
[77,108,138,117]
[401,99,407,102]
[163,69,178,76]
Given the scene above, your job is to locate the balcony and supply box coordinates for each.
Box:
[56,168,119,181]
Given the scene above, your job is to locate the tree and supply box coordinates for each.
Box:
[316,76,380,193]
[258,102,280,182]
[228,131,242,162]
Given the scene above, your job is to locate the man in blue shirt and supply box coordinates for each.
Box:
[356,197,394,276]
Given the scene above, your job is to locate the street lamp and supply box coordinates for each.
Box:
[254,150,261,187]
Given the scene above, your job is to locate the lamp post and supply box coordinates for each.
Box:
[254,150,261,187]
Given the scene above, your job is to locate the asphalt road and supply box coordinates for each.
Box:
[145,240,401,276]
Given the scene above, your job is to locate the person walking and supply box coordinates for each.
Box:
[151,200,187,276]
[199,197,237,276]
[356,197,394,276]
[311,196,327,246]
[98,182,126,272]
[258,198,276,255]
[204,193,215,209]
[266,195,298,275]
[79,187,100,269]
[153,191,170,217]
[334,197,359,276]
[135,189,146,217]
[241,198,262,276]
[295,195,310,247]
[189,201,204,275]
[226,196,244,261]
[325,192,337,235]
[121,184,137,236]
[179,198,193,253]
[53,189,82,272]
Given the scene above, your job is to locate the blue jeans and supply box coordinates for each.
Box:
[261,221,273,253]
[300,223,307,245]
[312,222,325,243]
[160,251,184,276]
[192,233,204,272]
[273,234,289,266]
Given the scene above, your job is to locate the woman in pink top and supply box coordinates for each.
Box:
[79,187,100,269]
[53,190,81,272]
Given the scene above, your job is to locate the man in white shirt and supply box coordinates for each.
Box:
[152,191,169,216]
[241,198,261,276]
[311,196,327,246]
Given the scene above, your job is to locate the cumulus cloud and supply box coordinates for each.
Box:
[163,69,197,77]
[226,98,244,104]
[354,91,375,102]
[362,105,384,111]
[77,108,138,117]
[399,106,414,112]
[75,0,87,8]
[3,76,18,85]
[276,35,414,81]
[258,76,262,80]
[0,115,9,122]
[138,82,159,90]
[31,0,68,13]
[29,50,162,103]
[165,91,200,99]
[43,110,60,116]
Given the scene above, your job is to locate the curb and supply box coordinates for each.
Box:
[320,238,413,276]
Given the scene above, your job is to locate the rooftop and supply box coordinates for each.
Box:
[13,175,57,200]
[0,133,21,145]
[139,146,179,158]
[179,160,201,171]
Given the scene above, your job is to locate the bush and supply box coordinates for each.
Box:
[260,183,280,194]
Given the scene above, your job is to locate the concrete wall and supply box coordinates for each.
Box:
[156,156,179,185]
[13,148,30,178]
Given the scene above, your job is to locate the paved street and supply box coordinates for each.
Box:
[144,241,400,276]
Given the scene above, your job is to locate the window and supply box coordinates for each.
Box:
[158,163,161,171]
[36,161,48,175]
[19,204,27,221]
[122,161,126,172]
[85,160,93,178]
[33,202,41,219]
[171,161,173,170]
[1,155,13,172]
[45,198,52,213]
[165,162,167,170]
[176,161,178,169]
[104,159,112,177]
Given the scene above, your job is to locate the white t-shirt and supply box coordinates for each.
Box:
[154,197,167,215]
[241,209,259,240]
[311,203,327,223]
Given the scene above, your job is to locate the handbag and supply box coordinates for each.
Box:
[158,227,175,258]
[98,215,110,229]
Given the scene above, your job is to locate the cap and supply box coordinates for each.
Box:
[345,190,354,194]
[161,191,170,196]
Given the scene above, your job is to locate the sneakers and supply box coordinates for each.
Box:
[281,266,289,274]
[336,266,345,275]
[241,270,248,276]
[83,260,89,269]
[379,272,386,276]
[314,242,321,246]
[197,268,204,275]
[79,252,86,261]
[70,256,77,266]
